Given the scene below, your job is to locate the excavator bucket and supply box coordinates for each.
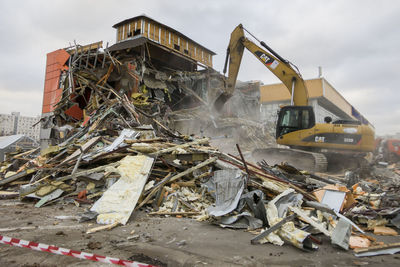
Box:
[213,92,232,112]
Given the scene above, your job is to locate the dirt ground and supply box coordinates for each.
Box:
[0,199,400,267]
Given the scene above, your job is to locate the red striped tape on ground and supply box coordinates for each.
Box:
[0,235,157,266]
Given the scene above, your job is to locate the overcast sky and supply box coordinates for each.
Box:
[0,0,399,135]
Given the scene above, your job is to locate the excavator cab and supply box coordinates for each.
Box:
[276,106,315,138]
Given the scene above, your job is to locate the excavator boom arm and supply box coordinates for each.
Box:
[214,24,308,111]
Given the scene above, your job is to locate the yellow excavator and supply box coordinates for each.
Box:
[215,24,375,172]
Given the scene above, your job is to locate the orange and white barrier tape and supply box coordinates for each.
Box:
[0,235,156,266]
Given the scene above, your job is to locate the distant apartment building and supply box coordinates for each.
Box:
[0,112,40,140]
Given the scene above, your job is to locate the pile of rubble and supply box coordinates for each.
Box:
[1,42,399,258]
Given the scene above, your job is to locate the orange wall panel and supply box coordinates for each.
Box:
[42,49,70,114]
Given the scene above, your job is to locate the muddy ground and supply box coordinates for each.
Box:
[0,199,399,267]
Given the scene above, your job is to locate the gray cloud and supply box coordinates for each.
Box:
[0,0,399,135]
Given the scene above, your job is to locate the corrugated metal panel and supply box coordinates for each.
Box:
[0,134,24,149]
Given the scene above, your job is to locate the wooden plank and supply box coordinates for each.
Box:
[148,22,154,40]
[160,28,166,45]
[137,19,142,34]
[169,31,173,47]
[200,50,205,64]
[289,206,331,236]
[172,33,179,47]
[160,28,165,45]
[148,211,200,216]
[123,24,129,40]
[181,39,187,53]
[117,26,122,42]
[354,242,400,253]
[188,42,194,57]
[56,162,120,183]
[204,52,211,66]
[196,47,201,61]
[181,37,187,51]
[149,138,209,157]
[154,24,159,43]
[86,221,119,234]
[124,137,166,144]
[374,226,398,236]
[130,22,135,36]
[120,26,124,41]
[203,53,209,65]
[251,214,296,244]
[0,169,36,186]
[126,23,131,38]
[60,136,101,165]
[143,20,149,38]
[0,191,19,199]
[77,41,103,53]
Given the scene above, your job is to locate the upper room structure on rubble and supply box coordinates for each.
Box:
[109,14,216,71]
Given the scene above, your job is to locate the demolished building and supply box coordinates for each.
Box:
[40,15,223,149]
[1,15,399,266]
[40,15,273,154]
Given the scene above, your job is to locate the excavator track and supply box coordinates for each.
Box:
[251,148,328,172]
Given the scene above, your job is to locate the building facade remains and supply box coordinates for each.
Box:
[0,112,40,140]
